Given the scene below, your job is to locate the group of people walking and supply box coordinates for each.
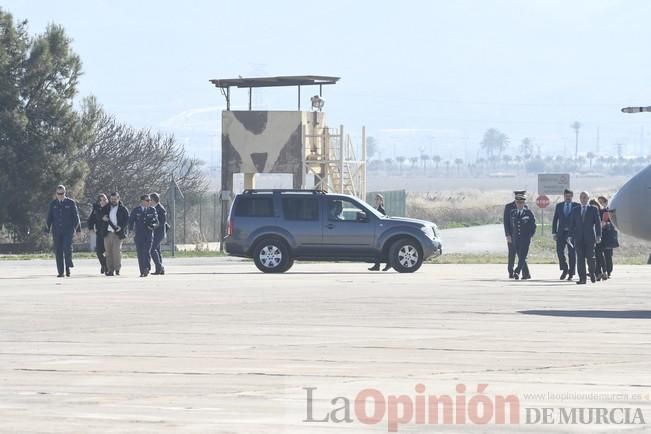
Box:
[504,189,618,284]
[46,185,168,278]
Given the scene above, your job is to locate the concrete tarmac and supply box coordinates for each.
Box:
[0,258,650,433]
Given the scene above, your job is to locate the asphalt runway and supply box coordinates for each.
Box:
[0,258,650,432]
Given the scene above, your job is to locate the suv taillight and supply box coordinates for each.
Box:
[227,218,234,236]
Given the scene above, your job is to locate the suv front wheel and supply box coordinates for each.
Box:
[252,238,293,273]
[389,237,423,273]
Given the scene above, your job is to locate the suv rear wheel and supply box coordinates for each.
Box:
[253,238,293,273]
[389,237,423,273]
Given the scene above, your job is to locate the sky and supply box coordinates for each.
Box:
[4,0,651,165]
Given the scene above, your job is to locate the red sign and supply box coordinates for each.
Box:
[536,194,550,208]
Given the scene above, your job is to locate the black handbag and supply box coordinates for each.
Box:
[603,224,619,249]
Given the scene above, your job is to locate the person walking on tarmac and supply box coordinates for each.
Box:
[149,192,167,275]
[504,190,527,278]
[87,193,109,274]
[45,185,81,277]
[510,192,536,280]
[369,193,391,272]
[552,189,580,281]
[128,194,159,277]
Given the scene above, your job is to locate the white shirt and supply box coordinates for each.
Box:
[108,205,118,231]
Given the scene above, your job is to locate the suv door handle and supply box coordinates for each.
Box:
[326,223,335,229]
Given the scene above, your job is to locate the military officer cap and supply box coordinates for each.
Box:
[513,190,526,196]
[515,192,527,200]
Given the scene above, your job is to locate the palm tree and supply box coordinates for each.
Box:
[454,158,463,174]
[586,151,595,169]
[570,121,582,157]
[420,154,431,173]
[502,154,512,168]
[520,137,534,160]
[384,157,394,173]
[481,128,510,158]
[409,156,418,169]
[395,155,406,173]
[432,155,442,171]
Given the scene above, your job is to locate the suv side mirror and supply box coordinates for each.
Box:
[356,211,369,223]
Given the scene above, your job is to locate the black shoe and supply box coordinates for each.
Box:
[522,274,531,280]
[513,274,520,280]
[106,271,114,276]
[596,273,602,281]
[590,274,596,283]
[140,273,145,277]
[151,270,161,275]
[159,269,164,275]
[602,274,608,281]
[115,270,120,276]
[560,270,568,280]
[576,280,586,285]
[382,264,391,271]
[65,270,70,277]
[100,266,105,274]
[567,274,574,281]
[368,264,380,271]
[508,272,514,279]
[57,273,64,278]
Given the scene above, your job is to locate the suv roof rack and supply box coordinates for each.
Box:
[242,189,327,194]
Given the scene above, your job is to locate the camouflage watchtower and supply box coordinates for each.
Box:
[210,75,367,244]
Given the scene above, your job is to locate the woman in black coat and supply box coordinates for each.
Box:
[598,196,615,278]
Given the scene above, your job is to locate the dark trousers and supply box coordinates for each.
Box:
[95,233,107,272]
[576,239,596,281]
[514,237,531,277]
[507,241,516,275]
[595,243,606,276]
[53,230,74,275]
[150,232,164,272]
[603,249,613,274]
[135,232,153,274]
[555,231,576,275]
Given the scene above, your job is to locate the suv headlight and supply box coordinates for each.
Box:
[420,225,435,239]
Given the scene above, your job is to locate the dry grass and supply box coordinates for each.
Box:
[407,189,511,228]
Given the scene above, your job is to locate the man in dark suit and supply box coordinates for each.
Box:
[45,184,81,277]
[510,193,536,280]
[552,189,580,280]
[149,192,167,275]
[504,190,527,278]
[569,191,602,285]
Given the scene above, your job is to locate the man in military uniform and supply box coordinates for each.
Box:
[510,193,536,280]
[569,191,602,285]
[45,185,81,277]
[552,189,580,280]
[128,194,159,277]
[149,192,167,275]
[504,190,527,278]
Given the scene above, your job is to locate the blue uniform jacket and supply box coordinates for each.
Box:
[128,206,159,238]
[46,197,81,234]
[510,208,536,240]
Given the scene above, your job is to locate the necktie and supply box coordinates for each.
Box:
[564,203,570,216]
[581,206,586,218]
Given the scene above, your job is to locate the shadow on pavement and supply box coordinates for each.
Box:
[519,310,651,319]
